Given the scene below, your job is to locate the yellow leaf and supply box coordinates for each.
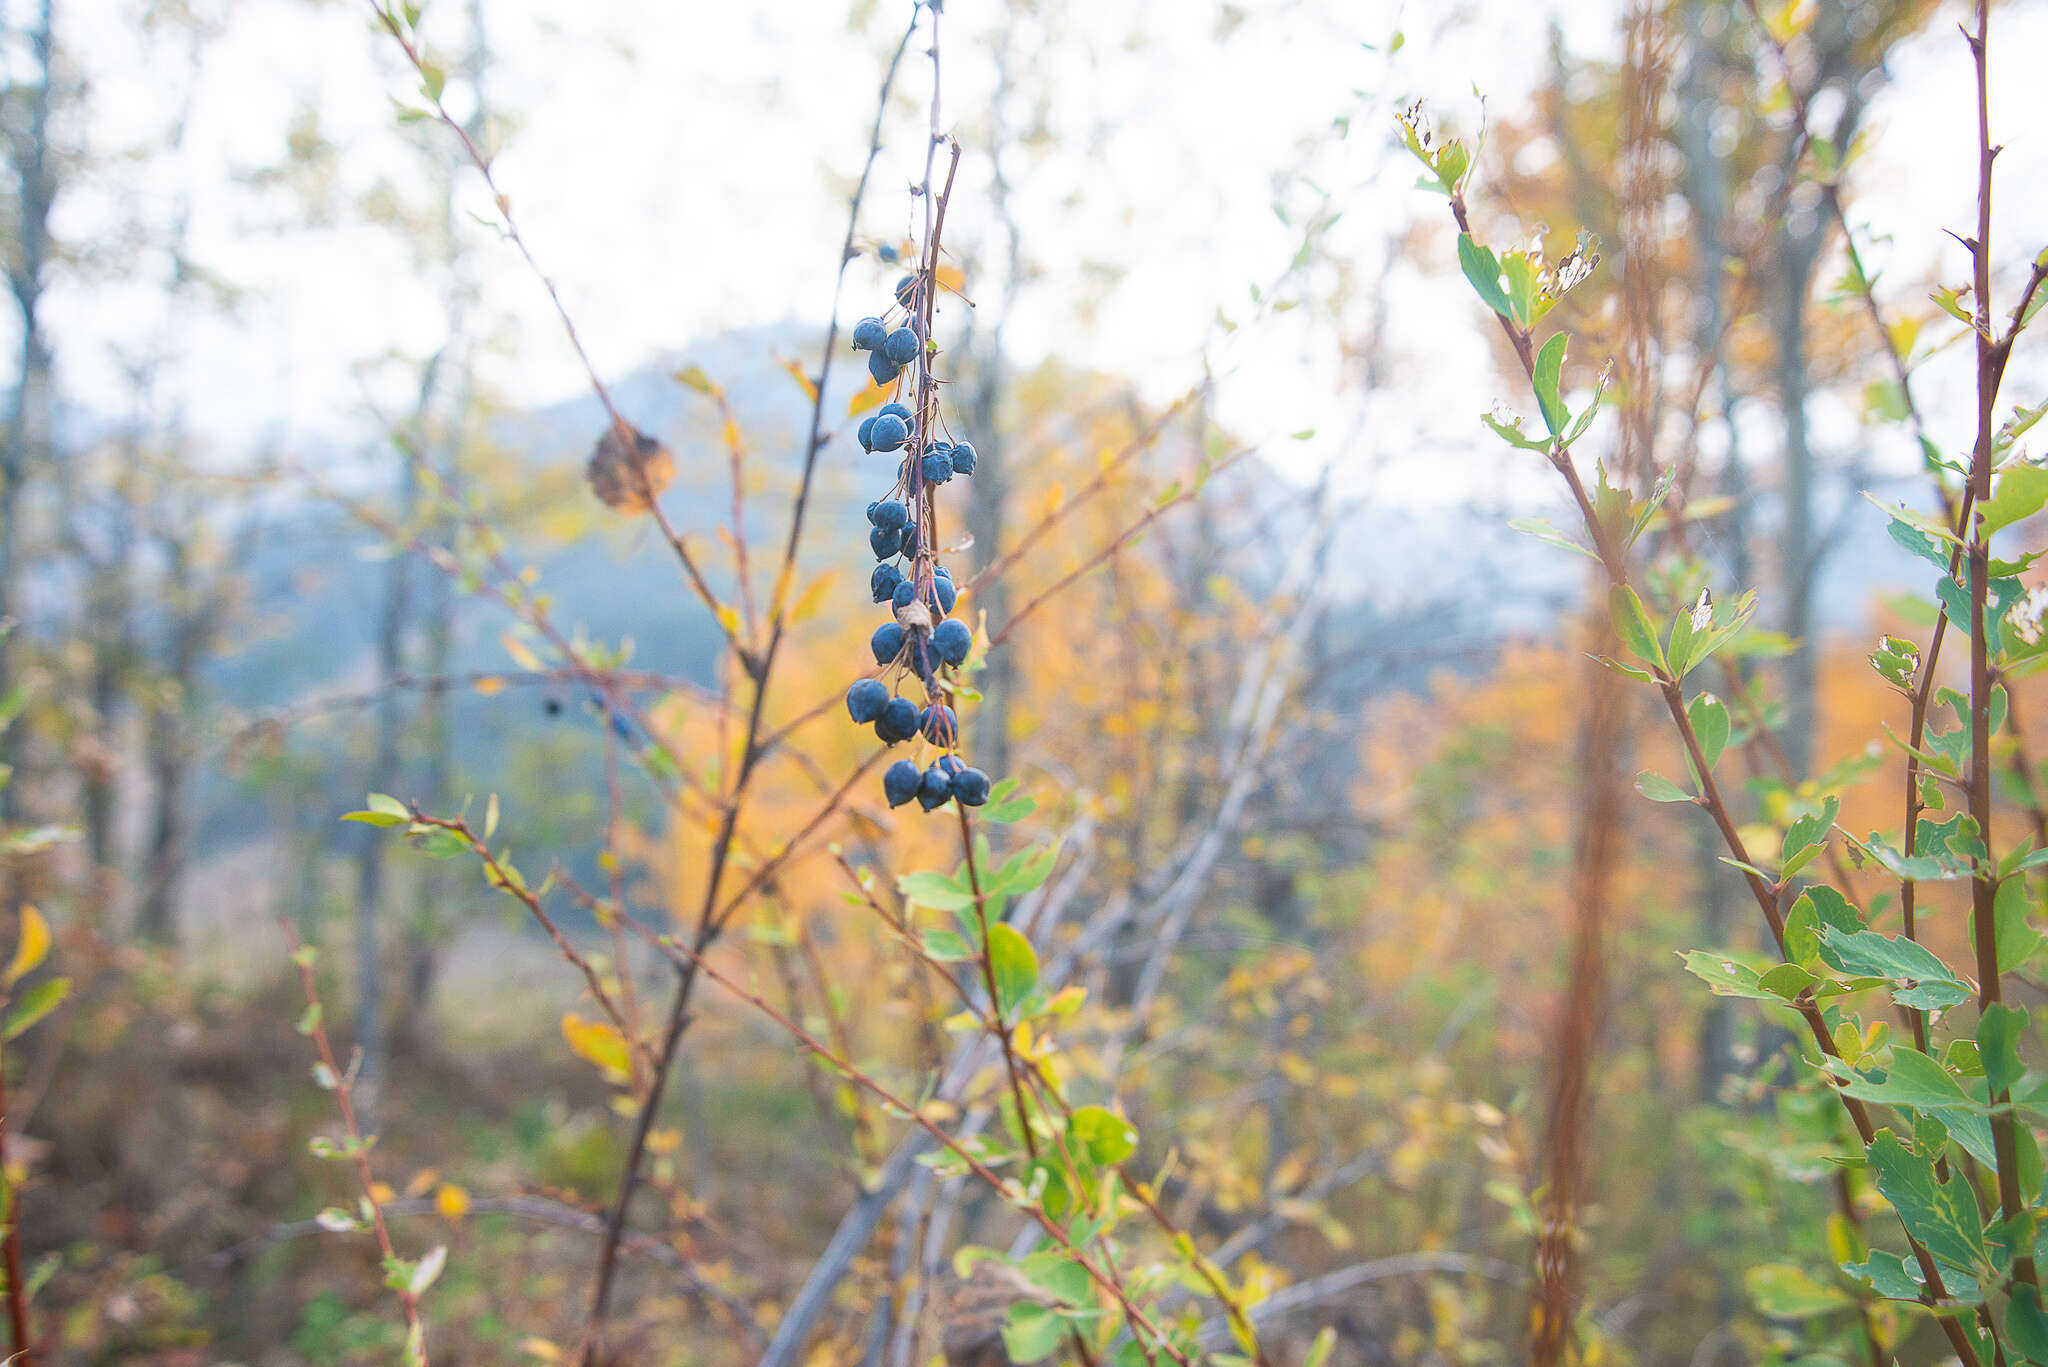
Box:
[517,1339,563,1363]
[848,377,890,417]
[473,675,505,696]
[561,1013,631,1080]
[370,1182,396,1205]
[789,571,837,626]
[935,264,965,294]
[435,1183,472,1220]
[722,416,743,453]
[714,603,743,640]
[501,631,544,672]
[5,906,49,987]
[769,562,797,621]
[673,365,714,395]
[646,1128,683,1155]
[777,354,819,403]
[404,1168,440,1198]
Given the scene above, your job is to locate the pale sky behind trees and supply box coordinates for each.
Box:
[27,0,2048,504]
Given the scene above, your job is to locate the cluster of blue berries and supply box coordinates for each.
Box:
[845,281,994,814]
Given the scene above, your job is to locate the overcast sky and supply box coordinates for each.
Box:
[24,0,2048,509]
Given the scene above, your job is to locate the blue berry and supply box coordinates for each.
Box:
[951,767,992,807]
[922,452,954,485]
[869,351,901,385]
[879,403,913,421]
[858,416,877,451]
[920,704,959,746]
[933,618,971,665]
[871,562,904,603]
[901,523,921,557]
[871,499,908,530]
[877,696,920,744]
[884,327,920,366]
[870,525,902,560]
[883,759,922,808]
[852,317,887,351]
[877,243,901,264]
[892,579,918,612]
[871,622,905,665]
[937,755,965,779]
[894,274,918,307]
[950,441,976,474]
[917,763,954,811]
[932,574,957,615]
[871,414,910,452]
[846,678,890,724]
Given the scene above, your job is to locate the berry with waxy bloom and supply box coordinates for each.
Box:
[920,704,959,746]
[884,327,920,366]
[871,413,910,452]
[949,441,976,475]
[951,767,992,807]
[876,696,920,743]
[871,622,905,665]
[917,763,954,811]
[846,678,889,724]
[852,317,887,351]
[933,617,971,666]
[883,759,922,808]
[871,562,904,603]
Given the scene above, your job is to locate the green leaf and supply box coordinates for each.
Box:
[979,779,1036,825]
[1508,516,1596,560]
[1608,585,1665,671]
[3,975,68,1040]
[1990,875,2045,971]
[1865,1129,1990,1273]
[1842,1250,1923,1300]
[1887,513,1951,569]
[987,923,1039,1016]
[1745,1263,1852,1318]
[1983,464,2048,537]
[1817,928,1972,1010]
[1002,1302,1067,1364]
[1688,693,1730,771]
[1781,796,1839,869]
[1457,235,1511,319]
[922,930,973,961]
[1634,771,1692,803]
[1069,1104,1139,1166]
[2008,1284,2048,1366]
[1784,896,1822,971]
[1678,950,1779,1001]
[1977,1004,2028,1096]
[988,843,1060,899]
[1021,1250,1094,1307]
[1758,963,1817,1001]
[1480,411,1552,451]
[1532,333,1569,436]
[1303,1328,1337,1367]
[899,870,975,912]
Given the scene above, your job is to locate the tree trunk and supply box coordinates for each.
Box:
[0,0,57,826]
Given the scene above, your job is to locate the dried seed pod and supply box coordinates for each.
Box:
[585,423,676,512]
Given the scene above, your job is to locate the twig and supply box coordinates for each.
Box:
[279,918,431,1363]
